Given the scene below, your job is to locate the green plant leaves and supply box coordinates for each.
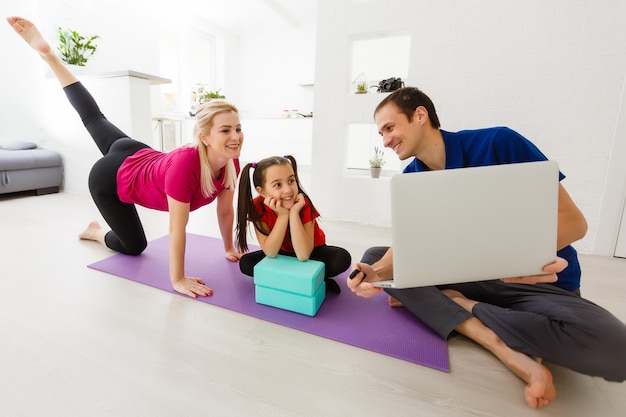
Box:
[57,27,99,66]
[195,86,226,102]
[369,146,385,168]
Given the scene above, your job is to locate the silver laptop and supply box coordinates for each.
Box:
[373,161,559,289]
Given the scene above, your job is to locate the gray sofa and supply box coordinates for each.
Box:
[0,141,63,195]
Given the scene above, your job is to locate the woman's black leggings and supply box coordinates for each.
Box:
[64,82,150,255]
[239,245,352,280]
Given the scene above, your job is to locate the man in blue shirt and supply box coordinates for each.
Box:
[347,87,626,408]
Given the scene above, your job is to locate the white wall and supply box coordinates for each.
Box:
[0,0,244,193]
[0,0,314,160]
[3,0,626,255]
[1,0,46,144]
[235,21,316,119]
[311,0,626,255]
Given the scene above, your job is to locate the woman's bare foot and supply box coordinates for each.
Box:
[79,221,107,245]
[6,17,51,56]
[7,16,79,88]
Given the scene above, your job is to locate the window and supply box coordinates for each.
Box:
[187,30,217,110]
[345,32,410,175]
[345,123,400,172]
[349,33,411,93]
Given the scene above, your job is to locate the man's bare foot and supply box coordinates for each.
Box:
[478,324,556,408]
[509,349,556,408]
[388,295,404,307]
[455,315,557,408]
[79,221,106,243]
[6,17,51,56]
[481,324,556,408]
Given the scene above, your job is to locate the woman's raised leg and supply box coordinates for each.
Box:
[8,16,132,155]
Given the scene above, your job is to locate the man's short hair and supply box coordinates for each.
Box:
[374,87,441,129]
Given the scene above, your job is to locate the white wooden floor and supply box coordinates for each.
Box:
[1,191,625,417]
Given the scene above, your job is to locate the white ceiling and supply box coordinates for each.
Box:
[190,0,318,35]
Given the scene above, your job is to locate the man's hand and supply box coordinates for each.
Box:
[500,257,568,285]
[346,263,385,298]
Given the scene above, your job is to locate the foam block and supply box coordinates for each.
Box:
[253,255,325,296]
[255,281,326,316]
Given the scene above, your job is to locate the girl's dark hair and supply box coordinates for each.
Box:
[374,86,441,128]
[235,155,318,253]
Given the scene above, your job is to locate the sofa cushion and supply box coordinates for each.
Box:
[0,148,63,170]
[2,141,38,150]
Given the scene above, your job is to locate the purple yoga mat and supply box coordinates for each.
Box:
[88,233,449,372]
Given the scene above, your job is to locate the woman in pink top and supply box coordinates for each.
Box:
[8,17,243,298]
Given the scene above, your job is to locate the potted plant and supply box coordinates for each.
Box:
[190,85,226,116]
[57,27,99,67]
[369,146,385,178]
[195,86,226,103]
[355,82,368,94]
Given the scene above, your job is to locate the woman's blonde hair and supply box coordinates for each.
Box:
[192,99,239,197]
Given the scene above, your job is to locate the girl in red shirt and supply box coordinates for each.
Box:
[236,156,350,294]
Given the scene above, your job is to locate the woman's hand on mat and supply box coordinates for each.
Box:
[500,257,568,285]
[224,247,242,262]
[172,276,213,298]
[347,263,384,298]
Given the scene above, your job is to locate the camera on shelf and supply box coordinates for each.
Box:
[377,77,405,93]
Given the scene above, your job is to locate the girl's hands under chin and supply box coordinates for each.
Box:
[264,194,289,216]
[292,193,306,212]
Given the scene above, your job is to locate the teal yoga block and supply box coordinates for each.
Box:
[255,281,326,316]
[253,255,325,296]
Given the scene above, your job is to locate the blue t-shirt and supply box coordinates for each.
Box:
[403,127,581,292]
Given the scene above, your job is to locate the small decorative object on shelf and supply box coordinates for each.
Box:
[190,85,225,116]
[355,82,368,94]
[377,77,404,93]
[353,72,370,94]
[57,27,99,67]
[369,146,385,178]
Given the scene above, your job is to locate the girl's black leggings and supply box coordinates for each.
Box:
[239,245,352,280]
[64,82,150,255]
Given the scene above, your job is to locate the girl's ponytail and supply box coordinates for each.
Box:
[235,163,255,252]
